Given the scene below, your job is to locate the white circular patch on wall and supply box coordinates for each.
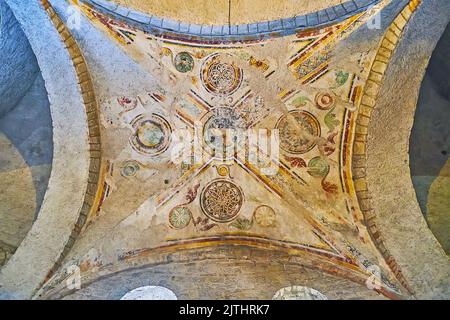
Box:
[120,286,177,300]
[272,286,328,300]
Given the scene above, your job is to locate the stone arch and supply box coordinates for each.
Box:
[41,247,386,300]
[352,0,450,299]
[0,0,102,299]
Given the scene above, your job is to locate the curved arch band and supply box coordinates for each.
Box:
[352,0,450,298]
[0,0,103,299]
[82,0,382,43]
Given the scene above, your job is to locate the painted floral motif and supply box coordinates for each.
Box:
[335,70,350,87]
[117,97,137,111]
[324,107,340,133]
[169,206,192,229]
[229,217,253,231]
[323,132,338,156]
[307,157,338,194]
[297,52,329,80]
[185,184,201,204]
[307,157,330,178]
[208,63,237,92]
[202,107,247,153]
[192,216,218,231]
[201,55,243,95]
[254,205,276,227]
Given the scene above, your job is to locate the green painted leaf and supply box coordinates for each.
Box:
[229,218,253,230]
[335,71,349,87]
[292,96,311,107]
[324,107,340,132]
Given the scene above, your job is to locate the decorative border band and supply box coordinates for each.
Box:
[82,0,382,43]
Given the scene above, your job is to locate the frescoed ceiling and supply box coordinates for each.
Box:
[33,0,413,299]
[7,0,445,300]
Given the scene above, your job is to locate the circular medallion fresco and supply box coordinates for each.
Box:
[0,248,7,267]
[121,160,140,177]
[200,179,244,223]
[253,205,276,227]
[174,52,194,73]
[130,114,172,155]
[202,107,246,155]
[276,110,321,154]
[201,54,243,95]
[315,92,336,110]
[169,206,192,229]
[217,165,229,177]
[307,156,330,178]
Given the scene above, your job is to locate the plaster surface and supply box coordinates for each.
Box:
[38,0,411,301]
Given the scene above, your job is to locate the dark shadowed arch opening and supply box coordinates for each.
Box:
[410,22,450,255]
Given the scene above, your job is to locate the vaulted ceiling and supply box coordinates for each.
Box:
[0,0,449,300]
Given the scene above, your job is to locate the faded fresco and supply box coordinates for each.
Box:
[0,0,448,301]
